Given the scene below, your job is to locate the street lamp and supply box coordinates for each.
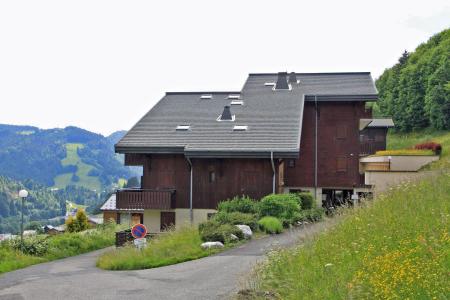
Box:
[18,189,28,245]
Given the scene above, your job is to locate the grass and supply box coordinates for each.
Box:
[0,225,116,274]
[375,149,435,156]
[97,226,227,270]
[66,200,87,212]
[244,130,450,299]
[53,143,101,191]
[257,217,283,234]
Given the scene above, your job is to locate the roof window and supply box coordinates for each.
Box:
[176,125,190,131]
[264,82,276,86]
[200,94,212,99]
[230,100,244,105]
[233,125,248,131]
[228,94,240,99]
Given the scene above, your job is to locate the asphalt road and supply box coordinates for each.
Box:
[0,221,330,300]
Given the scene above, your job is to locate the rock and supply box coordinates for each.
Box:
[236,225,252,239]
[201,241,224,249]
[230,234,239,241]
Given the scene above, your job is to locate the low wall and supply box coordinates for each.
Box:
[365,171,437,194]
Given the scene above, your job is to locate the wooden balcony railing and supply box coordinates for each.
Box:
[116,188,176,210]
[360,141,386,156]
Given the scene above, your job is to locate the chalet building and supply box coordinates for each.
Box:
[114,72,393,232]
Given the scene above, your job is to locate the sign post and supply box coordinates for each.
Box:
[131,224,148,249]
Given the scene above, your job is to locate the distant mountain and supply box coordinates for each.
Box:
[0,124,140,191]
[106,130,127,145]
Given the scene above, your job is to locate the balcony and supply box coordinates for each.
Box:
[116,188,176,210]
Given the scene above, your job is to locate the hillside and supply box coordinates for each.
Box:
[245,131,450,299]
[374,28,450,132]
[0,125,139,191]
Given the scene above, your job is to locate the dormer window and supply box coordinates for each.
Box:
[176,125,190,131]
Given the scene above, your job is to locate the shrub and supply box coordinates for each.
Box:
[213,211,258,230]
[65,209,89,233]
[9,236,49,256]
[258,217,283,234]
[258,194,301,222]
[375,149,434,156]
[414,142,442,155]
[199,220,243,244]
[217,195,258,214]
[301,208,325,222]
[297,192,314,210]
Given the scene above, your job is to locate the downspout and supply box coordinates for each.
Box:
[270,151,276,194]
[186,157,193,224]
[314,95,318,202]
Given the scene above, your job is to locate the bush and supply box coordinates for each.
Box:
[258,194,301,222]
[65,209,89,233]
[199,220,243,244]
[301,208,325,223]
[213,211,258,230]
[414,142,442,155]
[217,196,258,214]
[9,236,49,256]
[297,192,314,210]
[258,217,283,234]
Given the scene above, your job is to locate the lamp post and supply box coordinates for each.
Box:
[18,189,28,246]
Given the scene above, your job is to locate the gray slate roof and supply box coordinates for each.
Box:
[116,72,378,157]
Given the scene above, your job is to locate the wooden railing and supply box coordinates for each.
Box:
[360,141,386,156]
[116,188,176,210]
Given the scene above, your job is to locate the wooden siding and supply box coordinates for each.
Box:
[116,189,175,210]
[141,155,274,209]
[360,128,388,156]
[284,101,367,188]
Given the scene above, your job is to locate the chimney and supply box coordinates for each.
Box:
[275,72,289,90]
[220,106,233,121]
[288,72,297,84]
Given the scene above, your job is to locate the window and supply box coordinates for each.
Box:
[228,94,240,99]
[233,125,248,131]
[209,171,216,183]
[230,100,244,105]
[200,94,212,99]
[336,156,347,172]
[288,159,295,168]
[176,125,190,131]
[264,82,275,86]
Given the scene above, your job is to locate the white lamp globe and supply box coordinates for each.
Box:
[19,189,28,198]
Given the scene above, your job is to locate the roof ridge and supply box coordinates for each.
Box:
[248,72,371,76]
[166,91,241,95]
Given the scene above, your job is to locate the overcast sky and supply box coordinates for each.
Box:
[0,0,449,136]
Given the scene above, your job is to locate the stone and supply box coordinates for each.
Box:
[201,241,224,249]
[236,225,252,239]
[229,234,239,241]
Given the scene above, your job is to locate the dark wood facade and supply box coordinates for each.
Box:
[284,101,367,188]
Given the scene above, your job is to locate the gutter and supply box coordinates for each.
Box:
[270,151,276,193]
[186,157,193,224]
[314,95,318,201]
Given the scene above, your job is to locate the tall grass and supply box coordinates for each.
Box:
[97,226,220,270]
[0,225,116,274]
[247,173,450,299]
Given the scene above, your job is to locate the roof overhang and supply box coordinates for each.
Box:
[304,94,378,101]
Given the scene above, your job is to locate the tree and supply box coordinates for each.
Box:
[125,176,140,188]
[65,209,89,232]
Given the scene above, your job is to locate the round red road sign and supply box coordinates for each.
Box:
[131,224,147,239]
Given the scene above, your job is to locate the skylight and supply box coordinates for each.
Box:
[233,125,248,131]
[176,125,190,131]
[230,100,244,105]
[228,94,240,99]
[264,82,276,86]
[200,94,212,99]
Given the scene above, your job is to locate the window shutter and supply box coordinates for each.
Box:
[336,156,347,172]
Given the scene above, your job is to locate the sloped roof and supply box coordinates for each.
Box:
[116,72,378,157]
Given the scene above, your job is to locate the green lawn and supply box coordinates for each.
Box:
[244,131,450,299]
[0,225,116,274]
[97,226,230,270]
[53,143,101,191]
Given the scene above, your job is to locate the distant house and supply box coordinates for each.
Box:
[0,234,15,242]
[23,230,37,236]
[87,216,103,227]
[43,225,65,235]
[114,71,394,233]
[100,193,143,227]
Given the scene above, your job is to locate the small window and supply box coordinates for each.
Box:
[264,82,275,86]
[228,94,240,99]
[209,171,216,183]
[233,125,248,131]
[176,125,190,131]
[288,159,295,168]
[336,157,347,172]
[200,94,212,99]
[230,100,244,105]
